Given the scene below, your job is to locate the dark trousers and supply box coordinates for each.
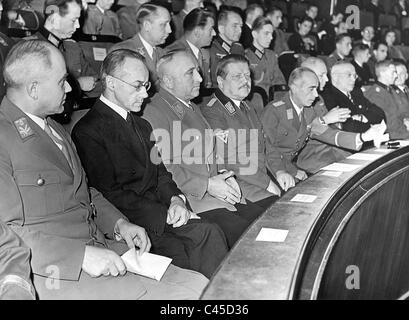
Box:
[148,219,228,278]
[199,199,275,249]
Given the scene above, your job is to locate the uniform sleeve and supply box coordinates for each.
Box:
[0,221,36,300]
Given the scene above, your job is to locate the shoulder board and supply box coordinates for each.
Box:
[223,101,236,114]
[13,117,35,141]
[207,97,217,107]
[272,100,285,107]
[64,39,76,43]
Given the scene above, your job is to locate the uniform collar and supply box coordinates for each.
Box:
[186,39,200,60]
[214,89,248,112]
[250,44,264,60]
[375,81,390,91]
[39,26,63,48]
[138,33,154,59]
[216,35,232,53]
[289,93,303,116]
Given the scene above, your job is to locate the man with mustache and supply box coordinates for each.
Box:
[201,54,281,206]
[72,49,228,278]
[109,3,172,91]
[143,50,266,248]
[0,40,208,299]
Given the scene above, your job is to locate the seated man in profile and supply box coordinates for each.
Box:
[143,50,267,248]
[363,60,409,140]
[72,49,228,278]
[0,40,207,300]
[201,54,281,206]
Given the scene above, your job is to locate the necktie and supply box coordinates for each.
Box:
[152,47,158,68]
[44,120,73,170]
[198,49,204,70]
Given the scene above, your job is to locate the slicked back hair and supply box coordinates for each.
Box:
[288,67,317,87]
[136,3,167,26]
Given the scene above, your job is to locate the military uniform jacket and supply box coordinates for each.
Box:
[262,92,312,176]
[201,90,273,202]
[245,46,286,98]
[391,85,409,119]
[322,85,385,133]
[165,37,212,89]
[209,36,245,87]
[362,82,409,139]
[0,97,148,299]
[325,51,350,72]
[143,88,237,213]
[270,28,290,56]
[351,59,373,88]
[296,95,363,174]
[109,33,164,90]
[83,5,122,38]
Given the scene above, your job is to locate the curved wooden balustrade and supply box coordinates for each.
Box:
[201,146,409,300]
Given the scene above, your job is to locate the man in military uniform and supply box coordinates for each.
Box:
[109,3,172,91]
[143,50,267,247]
[322,61,385,134]
[363,60,409,139]
[201,54,281,204]
[209,7,245,87]
[0,39,208,300]
[295,57,387,174]
[351,43,373,88]
[27,0,100,99]
[0,221,35,300]
[82,0,122,37]
[325,33,352,72]
[392,61,409,118]
[165,8,215,91]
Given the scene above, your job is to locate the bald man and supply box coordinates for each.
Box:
[322,61,385,134]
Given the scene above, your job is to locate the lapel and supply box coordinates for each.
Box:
[0,97,73,177]
[133,34,155,69]
[284,92,301,132]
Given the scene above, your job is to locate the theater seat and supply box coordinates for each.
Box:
[73,34,121,74]
[379,14,397,28]
[359,11,374,28]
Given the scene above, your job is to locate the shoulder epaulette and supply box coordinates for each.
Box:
[207,97,217,107]
[272,100,285,107]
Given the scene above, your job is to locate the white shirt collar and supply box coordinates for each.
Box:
[25,112,63,141]
[138,33,154,59]
[186,40,200,60]
[100,95,128,120]
[289,95,303,116]
[96,4,104,14]
[362,39,371,46]
[231,98,242,109]
[176,97,192,109]
[354,59,363,67]
[25,112,45,130]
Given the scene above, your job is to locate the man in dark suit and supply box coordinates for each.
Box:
[0,221,35,300]
[351,43,373,88]
[166,8,215,90]
[109,3,172,91]
[322,61,385,134]
[72,49,228,278]
[0,40,207,299]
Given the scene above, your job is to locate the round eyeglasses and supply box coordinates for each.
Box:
[109,74,151,92]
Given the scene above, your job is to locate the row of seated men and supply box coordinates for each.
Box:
[1,1,409,299]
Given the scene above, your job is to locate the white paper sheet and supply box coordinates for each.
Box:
[290,194,318,203]
[121,248,172,281]
[256,228,289,243]
[93,47,107,61]
[321,171,343,178]
[321,163,362,172]
[347,153,383,161]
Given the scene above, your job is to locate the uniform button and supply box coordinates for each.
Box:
[37,178,45,186]
[284,132,288,136]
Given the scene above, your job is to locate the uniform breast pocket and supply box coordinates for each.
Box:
[14,170,63,218]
